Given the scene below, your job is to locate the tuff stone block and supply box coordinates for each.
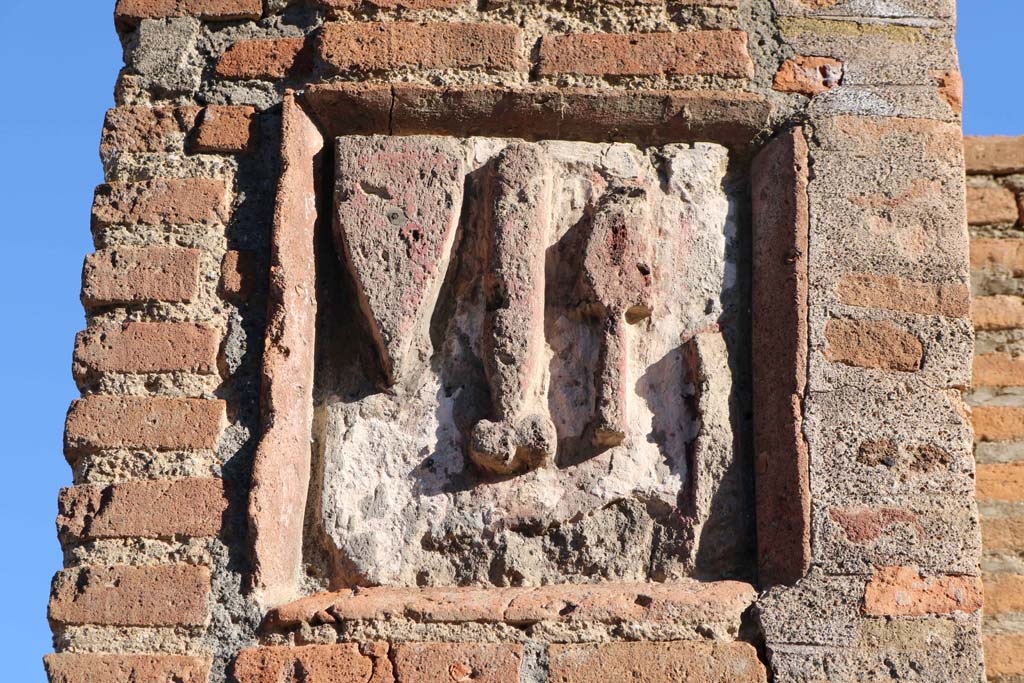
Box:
[48,564,211,626]
[548,642,768,683]
[100,106,201,157]
[73,322,219,378]
[57,478,227,542]
[81,247,201,307]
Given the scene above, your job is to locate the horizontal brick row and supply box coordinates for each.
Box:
[92,178,228,227]
[81,247,201,307]
[984,572,1024,616]
[64,395,225,455]
[863,566,983,617]
[216,25,756,82]
[838,272,969,318]
[57,478,227,542]
[220,250,259,300]
[115,0,261,25]
[972,406,1024,443]
[972,295,1024,331]
[982,516,1024,553]
[973,352,1024,388]
[101,105,256,156]
[73,321,219,378]
[233,641,767,683]
[971,238,1024,274]
[823,318,923,372]
[45,653,211,683]
[49,564,210,627]
[965,135,1024,175]
[976,462,1024,502]
[967,185,1020,226]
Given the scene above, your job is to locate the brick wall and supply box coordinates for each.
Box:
[50,1,981,682]
[967,135,1024,683]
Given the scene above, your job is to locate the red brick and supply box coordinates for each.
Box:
[45,653,211,683]
[976,462,1024,502]
[773,55,843,96]
[985,634,1024,678]
[57,478,227,542]
[982,516,1024,553]
[319,22,525,74]
[248,95,323,606]
[751,129,811,588]
[192,105,257,154]
[965,136,1024,175]
[838,273,969,318]
[322,0,464,8]
[970,238,1024,274]
[973,352,1024,388]
[73,322,219,379]
[967,185,1019,226]
[933,69,963,113]
[81,247,201,307]
[215,37,313,80]
[984,573,1024,615]
[49,564,211,626]
[824,318,923,372]
[100,106,201,157]
[64,395,225,454]
[393,643,522,683]
[538,30,752,78]
[220,250,259,300]
[115,0,262,25]
[973,406,1024,443]
[92,179,229,227]
[863,566,982,616]
[973,295,1024,331]
[548,642,767,683]
[233,644,385,683]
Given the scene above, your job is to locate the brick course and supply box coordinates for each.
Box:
[824,318,923,372]
[81,247,201,307]
[73,322,219,378]
[45,653,211,683]
[215,37,313,80]
[967,185,1019,226]
[548,642,767,683]
[863,566,983,616]
[49,564,211,627]
[64,395,225,454]
[92,179,228,226]
[115,0,262,25]
[57,478,227,542]
[193,105,257,153]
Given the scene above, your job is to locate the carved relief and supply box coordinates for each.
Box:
[318,136,747,587]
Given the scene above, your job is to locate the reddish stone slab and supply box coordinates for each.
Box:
[92,179,228,226]
[863,566,982,616]
[81,247,200,307]
[837,273,969,318]
[64,395,225,455]
[73,322,219,378]
[393,643,522,683]
[548,642,768,683]
[824,319,923,372]
[192,105,257,153]
[45,653,211,683]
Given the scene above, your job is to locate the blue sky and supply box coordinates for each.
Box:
[0,2,1019,681]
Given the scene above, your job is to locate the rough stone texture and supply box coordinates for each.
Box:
[863,566,983,616]
[92,179,228,227]
[773,55,844,96]
[537,31,753,78]
[81,247,200,307]
[45,653,211,683]
[392,643,522,683]
[220,249,259,301]
[974,295,1024,330]
[215,37,312,80]
[320,22,525,74]
[838,273,970,318]
[968,185,1019,226]
[973,407,1024,443]
[57,478,227,542]
[115,0,261,25]
[984,634,1024,679]
[73,322,219,379]
[317,137,743,588]
[751,128,811,588]
[193,105,256,154]
[823,318,924,372]
[49,564,211,626]
[64,395,225,455]
[266,580,757,633]
[248,95,323,608]
[233,644,380,683]
[548,642,767,683]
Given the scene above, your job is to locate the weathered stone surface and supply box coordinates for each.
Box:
[863,566,982,616]
[471,143,555,474]
[100,106,201,157]
[751,128,811,587]
[128,18,201,95]
[837,273,969,318]
[334,135,464,386]
[73,322,219,378]
[64,396,225,454]
[266,580,757,634]
[317,138,741,586]
[45,653,211,683]
[57,478,227,542]
[92,179,228,227]
[967,185,1019,226]
[49,564,211,626]
[248,95,323,608]
[393,643,522,683]
[233,644,382,683]
[192,105,256,153]
[824,318,923,372]
[116,0,261,24]
[537,31,753,78]
[215,37,312,80]
[81,247,200,307]
[548,642,767,683]
[773,55,843,96]
[973,295,1024,331]
[976,462,1024,502]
